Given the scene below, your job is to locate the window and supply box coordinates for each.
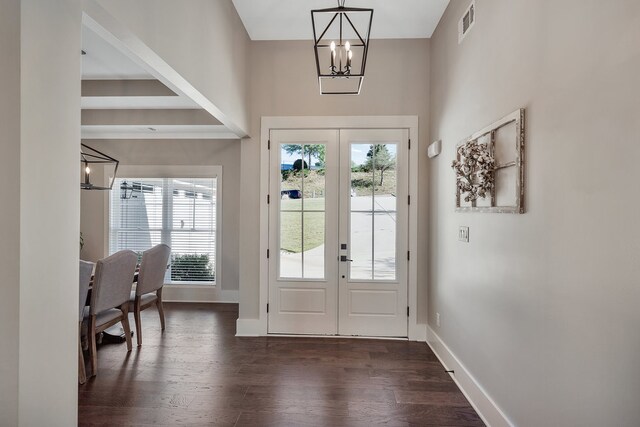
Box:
[109,176,218,285]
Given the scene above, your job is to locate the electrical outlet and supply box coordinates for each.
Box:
[436,312,441,327]
[459,226,469,242]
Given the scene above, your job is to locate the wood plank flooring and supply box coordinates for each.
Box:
[79,303,483,426]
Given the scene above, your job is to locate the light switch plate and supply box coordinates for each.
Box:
[459,226,469,242]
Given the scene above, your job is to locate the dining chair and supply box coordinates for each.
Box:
[87,250,138,377]
[78,260,94,385]
[129,244,171,346]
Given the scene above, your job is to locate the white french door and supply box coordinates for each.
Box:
[268,128,409,337]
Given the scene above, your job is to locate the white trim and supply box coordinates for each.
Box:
[81,124,237,140]
[257,335,408,341]
[255,116,420,339]
[235,318,263,337]
[105,165,223,303]
[163,287,238,303]
[426,326,514,427]
[415,323,428,342]
[81,96,199,110]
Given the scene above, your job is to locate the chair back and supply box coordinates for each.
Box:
[136,244,171,296]
[91,250,138,315]
[79,260,95,321]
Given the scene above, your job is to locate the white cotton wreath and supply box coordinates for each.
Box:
[451,140,496,202]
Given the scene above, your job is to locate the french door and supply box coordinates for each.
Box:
[268,128,409,337]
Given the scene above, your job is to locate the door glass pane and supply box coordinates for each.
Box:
[303,144,326,211]
[303,212,325,279]
[280,211,302,278]
[281,144,304,209]
[350,144,374,211]
[279,143,326,280]
[372,144,397,212]
[349,143,397,281]
[374,212,396,280]
[350,212,373,280]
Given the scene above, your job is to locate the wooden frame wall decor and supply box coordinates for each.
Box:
[454,108,525,213]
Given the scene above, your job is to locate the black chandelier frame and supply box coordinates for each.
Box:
[312,1,373,95]
[80,143,119,190]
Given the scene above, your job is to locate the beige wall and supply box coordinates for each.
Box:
[94,0,251,136]
[0,0,21,423]
[428,0,640,425]
[0,0,83,425]
[80,139,241,291]
[239,39,430,322]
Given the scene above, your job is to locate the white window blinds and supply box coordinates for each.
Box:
[109,177,218,284]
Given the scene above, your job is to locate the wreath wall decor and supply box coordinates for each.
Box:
[453,108,525,214]
[451,139,496,203]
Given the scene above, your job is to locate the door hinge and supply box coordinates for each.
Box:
[407,251,411,261]
[407,306,410,317]
[267,249,270,259]
[408,139,411,150]
[267,303,270,313]
[267,194,270,204]
[408,195,411,205]
[268,139,271,150]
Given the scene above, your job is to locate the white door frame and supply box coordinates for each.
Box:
[258,116,420,340]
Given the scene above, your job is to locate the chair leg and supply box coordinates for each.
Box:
[157,288,166,331]
[89,315,98,377]
[120,304,133,352]
[134,297,142,347]
[78,322,86,385]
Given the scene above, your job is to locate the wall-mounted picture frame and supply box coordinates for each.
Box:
[453,108,525,213]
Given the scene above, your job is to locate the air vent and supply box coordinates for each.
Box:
[458,1,475,44]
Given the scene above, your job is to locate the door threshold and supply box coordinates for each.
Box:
[266,333,408,341]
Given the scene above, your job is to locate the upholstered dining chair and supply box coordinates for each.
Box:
[129,244,171,346]
[87,250,138,377]
[78,260,94,385]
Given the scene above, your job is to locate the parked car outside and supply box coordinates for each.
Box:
[281,189,302,199]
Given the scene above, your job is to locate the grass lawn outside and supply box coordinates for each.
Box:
[280,198,325,253]
[278,169,397,254]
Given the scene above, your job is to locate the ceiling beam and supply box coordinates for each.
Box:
[81,109,222,126]
[81,79,176,97]
[81,96,199,110]
[81,124,238,140]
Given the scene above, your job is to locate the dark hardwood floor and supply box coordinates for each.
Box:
[79,303,483,426]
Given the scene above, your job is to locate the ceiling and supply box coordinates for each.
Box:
[81,24,234,139]
[232,0,450,40]
[82,25,152,80]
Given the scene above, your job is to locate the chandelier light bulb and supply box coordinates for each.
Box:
[330,41,336,52]
[345,40,351,51]
[85,166,91,174]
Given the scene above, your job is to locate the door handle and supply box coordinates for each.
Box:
[340,255,353,262]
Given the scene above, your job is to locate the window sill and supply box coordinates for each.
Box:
[164,282,216,287]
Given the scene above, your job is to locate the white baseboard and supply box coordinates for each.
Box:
[235,318,263,337]
[162,286,238,303]
[412,323,428,342]
[426,326,514,427]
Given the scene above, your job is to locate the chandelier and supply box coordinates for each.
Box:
[312,0,373,95]
[80,143,119,190]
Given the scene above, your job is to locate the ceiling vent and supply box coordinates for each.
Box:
[458,1,475,44]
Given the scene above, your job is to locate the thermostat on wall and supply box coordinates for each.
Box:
[427,140,442,158]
